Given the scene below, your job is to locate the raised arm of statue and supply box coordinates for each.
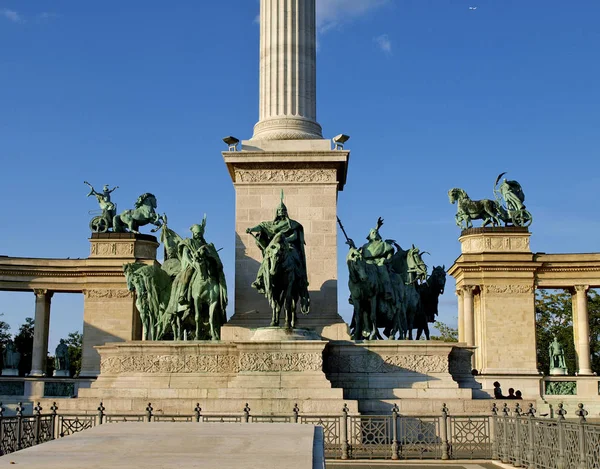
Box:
[84,181,100,198]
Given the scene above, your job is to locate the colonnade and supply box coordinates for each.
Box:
[456,284,594,376]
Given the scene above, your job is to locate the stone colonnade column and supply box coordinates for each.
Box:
[252,0,323,140]
[30,289,53,376]
[462,286,476,347]
[456,289,465,342]
[573,285,593,375]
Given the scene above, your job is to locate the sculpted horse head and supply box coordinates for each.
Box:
[429,265,447,295]
[135,193,157,209]
[448,188,467,205]
[347,247,368,284]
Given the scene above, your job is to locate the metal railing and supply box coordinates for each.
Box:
[1,400,599,465]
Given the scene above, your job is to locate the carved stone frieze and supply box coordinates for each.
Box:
[483,284,534,295]
[325,353,448,374]
[90,241,136,258]
[84,289,132,299]
[234,168,336,184]
[100,354,240,374]
[460,234,530,254]
[238,352,322,372]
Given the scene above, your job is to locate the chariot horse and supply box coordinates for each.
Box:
[448,188,506,229]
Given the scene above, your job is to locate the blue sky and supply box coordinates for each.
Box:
[1,0,599,351]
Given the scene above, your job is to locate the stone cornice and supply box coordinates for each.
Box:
[223,150,350,190]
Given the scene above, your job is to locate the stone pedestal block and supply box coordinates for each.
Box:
[222,150,350,341]
[77,341,354,414]
[80,233,159,377]
[448,227,540,376]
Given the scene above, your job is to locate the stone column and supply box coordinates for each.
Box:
[251,0,322,140]
[573,285,593,375]
[462,286,476,347]
[30,289,53,376]
[456,289,465,342]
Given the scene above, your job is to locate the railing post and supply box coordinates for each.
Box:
[440,403,449,460]
[243,403,251,423]
[501,403,509,464]
[556,403,567,469]
[34,402,42,445]
[575,403,588,469]
[391,404,399,460]
[491,403,499,460]
[527,403,536,469]
[514,403,522,467]
[50,402,58,440]
[97,402,105,425]
[194,403,202,423]
[146,403,153,422]
[0,402,4,455]
[293,403,299,424]
[340,403,349,460]
[16,402,23,451]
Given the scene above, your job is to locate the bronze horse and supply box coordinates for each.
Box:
[448,188,506,229]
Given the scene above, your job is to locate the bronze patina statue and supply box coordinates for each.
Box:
[123,215,228,341]
[246,191,309,328]
[166,217,228,340]
[340,217,440,341]
[113,193,163,234]
[449,172,533,229]
[54,339,70,374]
[549,337,568,375]
[85,181,119,233]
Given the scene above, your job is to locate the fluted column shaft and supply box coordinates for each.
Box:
[252,0,322,140]
[30,289,53,376]
[463,286,476,347]
[456,289,465,342]
[573,285,593,375]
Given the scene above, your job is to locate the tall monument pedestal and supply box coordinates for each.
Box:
[222,143,350,341]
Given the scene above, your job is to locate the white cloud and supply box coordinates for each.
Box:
[1,8,22,23]
[38,12,60,21]
[316,0,389,33]
[374,34,392,53]
[253,13,260,25]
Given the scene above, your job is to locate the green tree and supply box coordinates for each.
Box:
[535,289,600,375]
[13,317,34,376]
[0,314,11,369]
[430,321,458,342]
[65,331,82,377]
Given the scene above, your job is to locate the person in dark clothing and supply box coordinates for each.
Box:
[493,381,504,399]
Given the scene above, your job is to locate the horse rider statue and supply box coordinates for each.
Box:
[246,190,310,327]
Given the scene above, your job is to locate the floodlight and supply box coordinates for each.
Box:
[332,134,350,150]
[223,136,240,151]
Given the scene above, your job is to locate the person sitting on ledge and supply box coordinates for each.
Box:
[493,381,504,399]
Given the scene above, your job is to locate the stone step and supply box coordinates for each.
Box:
[342,387,472,400]
[79,387,344,400]
[32,397,359,415]
[358,398,537,415]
